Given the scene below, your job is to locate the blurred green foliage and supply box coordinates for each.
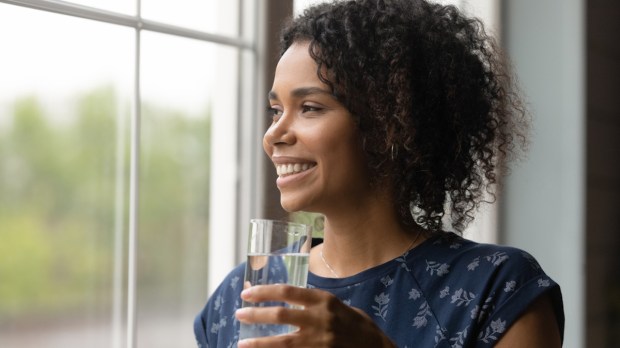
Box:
[290,211,324,238]
[0,86,211,321]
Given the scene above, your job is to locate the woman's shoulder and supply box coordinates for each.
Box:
[412,231,554,297]
[420,231,544,271]
[195,263,245,322]
[194,263,246,347]
[411,232,564,344]
[207,262,246,307]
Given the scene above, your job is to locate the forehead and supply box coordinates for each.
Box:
[273,42,326,91]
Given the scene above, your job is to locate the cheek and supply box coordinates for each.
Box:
[321,133,365,170]
[339,134,369,174]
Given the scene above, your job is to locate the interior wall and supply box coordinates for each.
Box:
[501,0,585,347]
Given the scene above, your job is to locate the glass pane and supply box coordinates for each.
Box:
[142,0,239,37]
[138,31,238,347]
[0,4,133,348]
[65,0,135,15]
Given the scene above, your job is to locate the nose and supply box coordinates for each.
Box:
[263,113,295,147]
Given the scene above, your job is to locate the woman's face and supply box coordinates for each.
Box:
[263,42,371,214]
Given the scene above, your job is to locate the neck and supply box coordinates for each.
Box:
[310,190,425,277]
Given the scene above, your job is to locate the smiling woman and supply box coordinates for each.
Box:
[194,0,564,347]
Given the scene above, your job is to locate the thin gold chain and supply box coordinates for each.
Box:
[320,230,422,278]
[320,247,341,277]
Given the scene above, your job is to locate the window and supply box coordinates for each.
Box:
[0,1,259,347]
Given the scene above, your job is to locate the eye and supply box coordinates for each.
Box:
[301,104,323,113]
[266,106,283,122]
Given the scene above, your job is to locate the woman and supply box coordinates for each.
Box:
[195,0,564,347]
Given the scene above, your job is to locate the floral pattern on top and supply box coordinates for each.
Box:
[194,232,564,348]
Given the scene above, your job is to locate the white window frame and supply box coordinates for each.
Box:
[0,1,263,347]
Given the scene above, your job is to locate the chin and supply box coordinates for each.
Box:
[279,195,312,213]
[280,199,301,213]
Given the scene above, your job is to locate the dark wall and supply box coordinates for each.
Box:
[262,0,293,220]
[586,0,620,347]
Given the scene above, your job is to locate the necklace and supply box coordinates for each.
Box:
[320,247,341,278]
[320,230,422,278]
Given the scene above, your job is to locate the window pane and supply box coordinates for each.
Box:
[137,31,239,347]
[142,0,239,37]
[0,4,133,347]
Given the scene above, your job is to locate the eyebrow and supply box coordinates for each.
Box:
[268,87,336,101]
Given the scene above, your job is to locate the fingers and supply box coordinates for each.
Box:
[236,285,338,334]
[235,287,389,348]
[241,284,330,307]
[236,306,307,327]
[237,332,304,348]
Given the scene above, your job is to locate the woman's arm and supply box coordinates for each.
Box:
[495,293,562,347]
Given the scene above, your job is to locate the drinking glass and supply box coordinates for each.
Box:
[238,219,312,339]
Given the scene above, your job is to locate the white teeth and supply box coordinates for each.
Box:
[276,163,315,176]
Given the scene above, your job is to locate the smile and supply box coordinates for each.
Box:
[276,163,316,176]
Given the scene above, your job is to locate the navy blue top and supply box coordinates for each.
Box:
[194,232,564,348]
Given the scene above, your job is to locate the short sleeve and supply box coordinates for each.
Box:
[193,312,209,348]
[475,250,564,345]
[405,233,565,347]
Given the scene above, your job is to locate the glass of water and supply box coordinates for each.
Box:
[238,219,312,340]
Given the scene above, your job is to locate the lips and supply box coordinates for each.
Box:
[276,162,317,176]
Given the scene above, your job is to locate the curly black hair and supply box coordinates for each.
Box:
[280,0,528,232]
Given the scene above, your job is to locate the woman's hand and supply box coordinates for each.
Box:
[235,284,396,348]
